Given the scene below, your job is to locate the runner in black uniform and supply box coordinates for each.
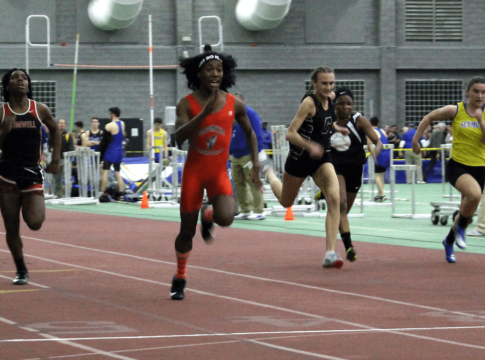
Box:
[329,87,382,262]
[264,66,349,268]
[0,68,61,285]
[81,117,103,151]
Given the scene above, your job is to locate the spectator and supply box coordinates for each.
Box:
[230,93,266,220]
[261,121,272,155]
[400,123,425,183]
[423,122,446,182]
[74,121,84,147]
[81,117,103,151]
[50,118,74,197]
[146,117,168,164]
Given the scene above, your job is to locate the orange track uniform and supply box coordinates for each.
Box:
[180,93,235,213]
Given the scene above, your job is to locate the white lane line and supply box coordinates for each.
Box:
[4,325,485,342]
[0,314,135,360]
[10,234,485,320]
[0,274,50,289]
[2,250,485,352]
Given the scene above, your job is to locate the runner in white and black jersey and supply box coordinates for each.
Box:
[329,87,382,262]
[263,66,350,268]
[0,69,61,286]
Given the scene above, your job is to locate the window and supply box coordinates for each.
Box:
[405,0,463,42]
[405,80,463,125]
[32,81,56,118]
[305,80,366,115]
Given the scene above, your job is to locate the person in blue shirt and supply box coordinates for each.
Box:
[230,93,265,220]
[262,122,272,154]
[367,117,390,201]
[400,123,425,183]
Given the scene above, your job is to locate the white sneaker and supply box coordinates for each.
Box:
[417,180,426,184]
[234,212,251,220]
[467,228,485,236]
[248,213,266,220]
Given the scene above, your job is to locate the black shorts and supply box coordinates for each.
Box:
[103,160,121,172]
[0,161,44,191]
[284,152,332,178]
[375,164,387,173]
[447,158,485,192]
[334,163,363,193]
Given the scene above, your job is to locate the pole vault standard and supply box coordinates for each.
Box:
[69,34,80,132]
[149,15,155,165]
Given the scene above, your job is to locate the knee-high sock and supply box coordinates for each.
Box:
[175,251,190,279]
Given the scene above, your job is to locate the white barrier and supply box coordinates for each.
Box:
[46,147,100,205]
[390,164,429,219]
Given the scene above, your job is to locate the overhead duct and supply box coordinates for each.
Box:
[235,0,292,31]
[88,0,143,31]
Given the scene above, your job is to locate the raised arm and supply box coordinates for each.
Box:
[413,105,456,154]
[175,91,217,144]
[38,103,61,174]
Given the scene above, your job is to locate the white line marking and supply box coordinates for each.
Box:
[10,234,485,320]
[4,325,485,342]
[2,250,485,352]
[0,274,50,289]
[0,313,136,360]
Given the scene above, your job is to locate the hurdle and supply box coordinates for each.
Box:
[390,164,429,219]
[146,147,187,208]
[46,147,100,205]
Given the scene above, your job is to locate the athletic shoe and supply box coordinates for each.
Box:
[12,272,29,285]
[170,276,186,300]
[417,180,426,184]
[442,239,456,263]
[374,195,385,202]
[315,190,326,201]
[346,247,357,262]
[454,225,466,249]
[200,205,215,243]
[467,228,485,236]
[234,212,251,220]
[248,213,266,220]
[322,253,344,268]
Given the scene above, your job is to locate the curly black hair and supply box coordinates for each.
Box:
[1,68,33,102]
[179,45,237,92]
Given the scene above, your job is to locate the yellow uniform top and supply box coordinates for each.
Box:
[153,128,166,153]
[452,102,485,166]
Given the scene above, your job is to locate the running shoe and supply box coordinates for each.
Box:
[247,213,266,220]
[12,271,29,285]
[170,276,186,300]
[346,247,357,262]
[234,212,251,220]
[322,253,344,268]
[315,190,326,201]
[442,239,456,263]
[374,195,385,202]
[200,204,215,243]
[467,228,485,236]
[454,225,466,249]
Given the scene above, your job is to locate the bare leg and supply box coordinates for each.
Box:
[100,169,109,192]
[0,182,22,260]
[175,211,199,254]
[265,168,305,208]
[21,192,46,231]
[375,173,385,197]
[312,163,340,251]
[211,194,236,227]
[452,174,481,230]
[115,171,124,192]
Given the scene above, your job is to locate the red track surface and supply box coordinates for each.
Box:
[0,209,484,359]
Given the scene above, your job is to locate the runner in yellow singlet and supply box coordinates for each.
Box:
[412,76,485,263]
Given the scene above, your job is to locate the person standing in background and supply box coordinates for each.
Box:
[230,93,266,220]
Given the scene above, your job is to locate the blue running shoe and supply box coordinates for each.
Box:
[442,239,456,263]
[455,226,466,249]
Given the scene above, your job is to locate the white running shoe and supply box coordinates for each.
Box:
[248,213,266,220]
[234,212,251,220]
[322,253,344,268]
[467,228,485,236]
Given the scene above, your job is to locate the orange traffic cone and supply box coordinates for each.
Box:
[141,191,149,209]
[285,207,294,221]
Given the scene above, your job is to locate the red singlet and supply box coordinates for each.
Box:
[180,93,235,213]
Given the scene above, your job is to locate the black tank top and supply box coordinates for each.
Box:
[329,112,367,165]
[2,100,43,167]
[289,94,334,159]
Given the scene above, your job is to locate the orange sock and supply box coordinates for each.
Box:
[175,251,190,279]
